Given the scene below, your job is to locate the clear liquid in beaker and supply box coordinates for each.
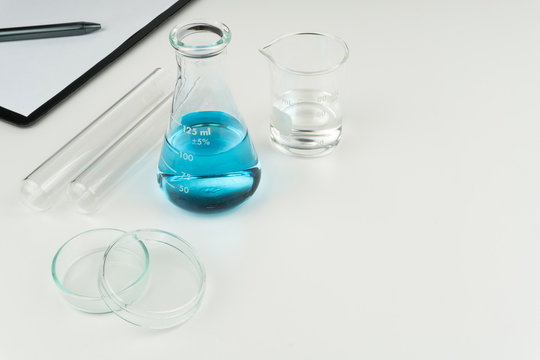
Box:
[157,111,261,212]
[270,89,342,157]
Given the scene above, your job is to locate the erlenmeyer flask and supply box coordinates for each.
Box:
[158,21,261,213]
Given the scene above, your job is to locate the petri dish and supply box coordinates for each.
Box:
[51,228,149,314]
[99,229,206,329]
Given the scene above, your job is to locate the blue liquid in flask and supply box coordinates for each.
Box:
[158,111,261,212]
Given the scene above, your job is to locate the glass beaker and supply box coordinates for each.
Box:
[260,33,349,157]
[158,21,261,213]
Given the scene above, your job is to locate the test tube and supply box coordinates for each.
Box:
[69,93,172,213]
[21,68,170,211]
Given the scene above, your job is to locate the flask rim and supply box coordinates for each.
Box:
[169,20,231,58]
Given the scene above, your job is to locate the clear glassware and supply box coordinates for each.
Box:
[52,228,205,329]
[51,228,148,314]
[69,93,172,213]
[21,68,170,211]
[99,229,206,329]
[260,32,349,157]
[157,20,261,213]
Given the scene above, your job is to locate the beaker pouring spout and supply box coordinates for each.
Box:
[258,43,276,65]
[259,32,349,75]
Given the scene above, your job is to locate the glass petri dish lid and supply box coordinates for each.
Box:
[51,228,149,314]
[99,229,206,329]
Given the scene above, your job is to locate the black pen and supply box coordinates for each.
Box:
[0,22,101,42]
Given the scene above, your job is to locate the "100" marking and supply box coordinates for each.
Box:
[178,151,194,161]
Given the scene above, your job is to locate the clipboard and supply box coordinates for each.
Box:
[0,0,192,127]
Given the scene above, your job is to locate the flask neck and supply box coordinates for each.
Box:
[168,21,240,126]
[175,49,228,81]
[171,47,240,122]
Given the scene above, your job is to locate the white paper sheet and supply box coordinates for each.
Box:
[0,0,179,117]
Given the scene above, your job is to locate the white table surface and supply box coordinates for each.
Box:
[1,0,540,359]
